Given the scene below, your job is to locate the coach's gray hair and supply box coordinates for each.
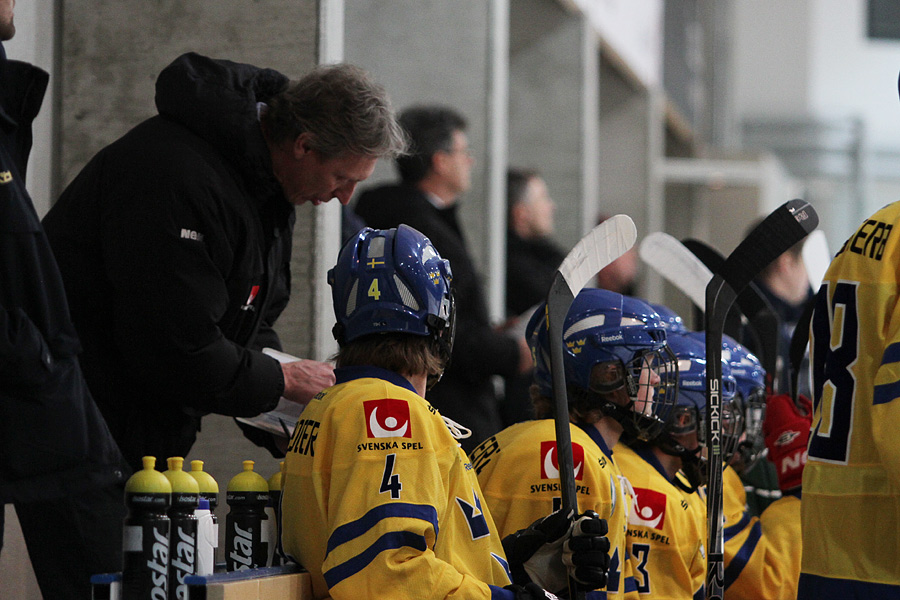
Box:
[264,63,407,159]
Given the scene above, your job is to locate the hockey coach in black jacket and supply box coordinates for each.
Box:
[42,53,406,472]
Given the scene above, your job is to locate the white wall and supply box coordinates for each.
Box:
[809,0,900,152]
[732,0,814,120]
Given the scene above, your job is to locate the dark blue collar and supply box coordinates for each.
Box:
[577,422,614,459]
[635,445,672,481]
[334,366,418,395]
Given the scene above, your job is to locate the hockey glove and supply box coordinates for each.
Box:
[763,393,812,492]
[503,583,560,600]
[502,509,610,593]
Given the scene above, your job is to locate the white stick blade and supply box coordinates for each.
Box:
[559,214,637,294]
[802,230,831,291]
[639,232,714,310]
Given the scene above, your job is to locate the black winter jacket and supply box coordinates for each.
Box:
[43,53,294,471]
[0,43,126,501]
[505,231,566,318]
[354,184,520,450]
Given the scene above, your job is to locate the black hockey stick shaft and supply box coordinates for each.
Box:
[789,296,816,409]
[683,239,780,395]
[704,199,818,600]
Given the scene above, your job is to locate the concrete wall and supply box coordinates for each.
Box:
[344,0,504,316]
[509,0,599,250]
[2,3,320,598]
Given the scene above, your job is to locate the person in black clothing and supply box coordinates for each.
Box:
[0,2,128,596]
[42,53,406,472]
[753,236,814,396]
[354,105,531,451]
[503,168,566,425]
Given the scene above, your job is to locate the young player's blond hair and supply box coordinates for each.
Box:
[334,333,445,379]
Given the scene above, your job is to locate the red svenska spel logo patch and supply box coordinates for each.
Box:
[539,441,585,481]
[629,487,667,530]
[363,399,412,438]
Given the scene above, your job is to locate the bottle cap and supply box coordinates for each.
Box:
[189,459,220,494]
[268,461,285,492]
[164,457,200,494]
[198,497,210,511]
[125,456,172,494]
[227,460,269,493]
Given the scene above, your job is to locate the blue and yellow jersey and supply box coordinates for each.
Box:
[759,491,802,600]
[281,366,512,600]
[472,419,637,599]
[616,444,706,600]
[801,200,900,597]
[718,464,795,599]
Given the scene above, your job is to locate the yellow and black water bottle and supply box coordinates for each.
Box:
[122,456,172,600]
[225,460,270,570]
[163,457,200,599]
[265,461,285,566]
[189,459,219,574]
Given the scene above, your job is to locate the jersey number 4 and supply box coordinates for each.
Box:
[809,281,859,464]
[379,453,402,499]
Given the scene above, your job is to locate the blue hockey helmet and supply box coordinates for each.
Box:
[328,226,456,363]
[663,332,740,490]
[525,289,678,441]
[665,333,739,445]
[721,334,767,469]
[648,302,689,334]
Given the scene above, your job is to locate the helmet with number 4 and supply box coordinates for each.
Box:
[526,289,678,441]
[328,225,456,365]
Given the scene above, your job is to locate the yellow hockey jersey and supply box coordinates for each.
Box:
[615,444,706,600]
[281,366,513,600]
[719,464,795,599]
[472,419,637,599]
[802,200,900,597]
[758,492,802,600]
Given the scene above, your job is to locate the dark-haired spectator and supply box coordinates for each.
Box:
[355,105,530,450]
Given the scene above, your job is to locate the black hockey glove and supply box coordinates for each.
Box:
[503,582,561,599]
[502,509,610,593]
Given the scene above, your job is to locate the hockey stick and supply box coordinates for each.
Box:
[638,232,713,311]
[546,214,637,599]
[789,296,816,408]
[704,199,818,600]
[682,239,780,396]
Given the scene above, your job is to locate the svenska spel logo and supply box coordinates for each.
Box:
[629,487,667,530]
[363,399,412,438]
[539,441,585,480]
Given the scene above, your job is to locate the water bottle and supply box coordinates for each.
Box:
[189,460,219,567]
[265,461,284,566]
[225,460,270,570]
[163,457,199,600]
[194,498,217,576]
[122,456,172,600]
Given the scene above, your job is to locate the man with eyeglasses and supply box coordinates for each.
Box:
[355,105,531,452]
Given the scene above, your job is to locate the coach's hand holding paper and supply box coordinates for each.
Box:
[236,349,335,438]
[278,352,336,405]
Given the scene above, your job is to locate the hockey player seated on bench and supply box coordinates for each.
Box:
[279,225,611,600]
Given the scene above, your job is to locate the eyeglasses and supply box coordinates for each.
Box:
[441,145,474,159]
